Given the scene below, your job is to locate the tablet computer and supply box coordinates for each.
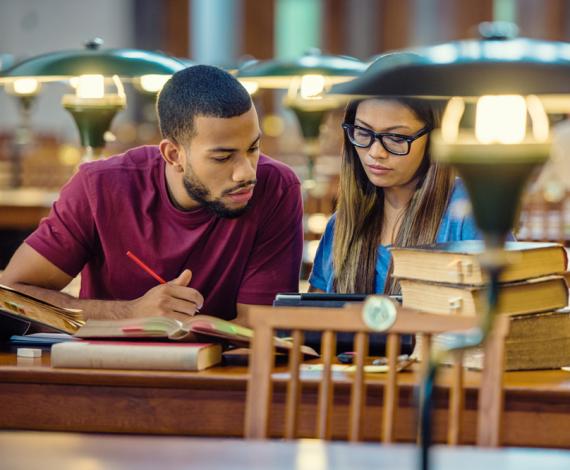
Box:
[272,293,408,355]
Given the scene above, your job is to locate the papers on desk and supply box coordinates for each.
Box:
[272,359,415,380]
[10,332,79,346]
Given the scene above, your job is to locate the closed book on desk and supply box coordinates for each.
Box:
[0,284,84,339]
[51,341,222,371]
[430,309,570,371]
[391,241,567,285]
[400,276,569,317]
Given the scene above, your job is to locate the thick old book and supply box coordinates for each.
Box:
[427,309,570,371]
[0,284,84,339]
[503,309,570,370]
[391,241,568,285]
[400,276,569,317]
[76,315,318,357]
[51,341,222,371]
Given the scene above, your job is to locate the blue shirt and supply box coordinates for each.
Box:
[309,179,482,293]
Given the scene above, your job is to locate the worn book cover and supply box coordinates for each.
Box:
[391,241,567,285]
[51,341,222,371]
[400,275,569,316]
[0,284,84,338]
[416,308,570,371]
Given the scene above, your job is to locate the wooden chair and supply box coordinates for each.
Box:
[244,302,510,446]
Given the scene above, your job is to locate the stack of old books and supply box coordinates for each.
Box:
[391,241,570,370]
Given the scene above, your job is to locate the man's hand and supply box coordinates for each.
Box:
[128,269,204,322]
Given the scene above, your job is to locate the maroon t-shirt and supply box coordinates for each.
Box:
[26,145,303,320]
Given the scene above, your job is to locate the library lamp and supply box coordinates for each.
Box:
[236,50,366,181]
[332,22,570,470]
[0,38,185,161]
[1,54,39,131]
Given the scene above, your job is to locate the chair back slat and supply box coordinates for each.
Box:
[245,322,275,439]
[414,333,433,444]
[284,329,303,439]
[419,333,432,378]
[317,330,336,439]
[247,305,479,334]
[447,350,465,445]
[348,332,368,442]
[477,315,510,447]
[382,333,401,443]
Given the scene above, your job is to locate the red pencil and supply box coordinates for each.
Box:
[126,251,167,284]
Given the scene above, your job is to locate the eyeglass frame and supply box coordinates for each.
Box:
[341,123,432,156]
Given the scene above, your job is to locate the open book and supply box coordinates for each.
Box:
[76,315,319,356]
[0,284,317,357]
[0,284,84,339]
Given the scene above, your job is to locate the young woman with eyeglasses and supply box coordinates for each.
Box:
[309,97,481,295]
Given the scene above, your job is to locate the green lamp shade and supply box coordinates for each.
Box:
[236,49,366,88]
[332,38,570,98]
[0,40,186,152]
[0,40,185,82]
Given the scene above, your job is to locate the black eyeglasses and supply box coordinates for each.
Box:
[342,123,431,156]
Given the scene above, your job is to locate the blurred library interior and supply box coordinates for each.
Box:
[1,0,570,284]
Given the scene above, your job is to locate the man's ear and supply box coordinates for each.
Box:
[159,138,183,167]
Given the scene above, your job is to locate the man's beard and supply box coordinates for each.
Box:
[182,173,256,219]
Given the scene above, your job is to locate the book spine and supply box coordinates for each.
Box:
[51,343,219,371]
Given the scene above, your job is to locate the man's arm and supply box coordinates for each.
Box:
[0,243,204,322]
[234,303,251,327]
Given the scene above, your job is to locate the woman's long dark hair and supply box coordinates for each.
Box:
[333,98,453,294]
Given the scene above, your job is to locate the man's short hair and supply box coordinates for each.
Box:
[157,65,252,142]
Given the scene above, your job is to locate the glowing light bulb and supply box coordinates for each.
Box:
[11,78,40,96]
[138,74,170,93]
[475,95,527,144]
[76,74,105,99]
[299,74,325,99]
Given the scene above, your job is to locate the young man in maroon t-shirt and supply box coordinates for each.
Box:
[1,65,303,325]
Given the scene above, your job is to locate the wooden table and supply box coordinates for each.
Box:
[2,431,570,470]
[0,189,57,229]
[1,349,570,448]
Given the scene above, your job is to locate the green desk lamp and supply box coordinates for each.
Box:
[236,50,366,181]
[332,22,570,470]
[0,38,185,161]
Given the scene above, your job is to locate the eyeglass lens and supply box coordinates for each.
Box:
[347,127,409,155]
